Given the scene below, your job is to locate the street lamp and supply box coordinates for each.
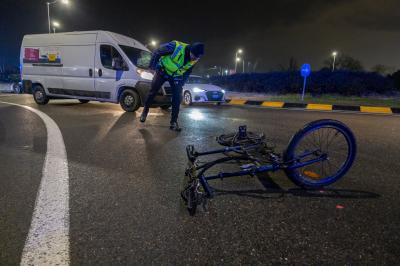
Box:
[332,51,338,71]
[145,40,158,49]
[47,0,69,34]
[234,49,243,73]
[52,21,60,33]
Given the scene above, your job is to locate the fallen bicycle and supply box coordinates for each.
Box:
[181,119,357,215]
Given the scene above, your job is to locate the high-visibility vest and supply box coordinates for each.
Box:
[160,41,198,77]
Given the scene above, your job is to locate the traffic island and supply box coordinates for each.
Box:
[226,98,399,115]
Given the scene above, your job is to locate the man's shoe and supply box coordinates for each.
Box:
[170,122,182,132]
[140,110,149,123]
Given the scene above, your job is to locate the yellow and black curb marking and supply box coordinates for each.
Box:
[226,99,400,115]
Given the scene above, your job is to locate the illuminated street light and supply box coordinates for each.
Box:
[145,39,158,49]
[234,49,243,73]
[52,21,60,33]
[47,0,69,34]
[332,51,338,71]
[236,57,241,62]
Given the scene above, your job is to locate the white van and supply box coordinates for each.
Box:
[20,31,171,111]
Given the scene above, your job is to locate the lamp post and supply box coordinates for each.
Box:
[234,49,242,73]
[332,51,338,71]
[47,0,69,33]
[52,21,60,33]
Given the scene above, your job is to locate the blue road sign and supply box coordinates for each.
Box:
[301,64,311,77]
[300,64,311,101]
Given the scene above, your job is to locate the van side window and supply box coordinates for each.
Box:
[100,45,126,70]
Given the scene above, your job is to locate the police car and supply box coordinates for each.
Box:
[181,75,226,105]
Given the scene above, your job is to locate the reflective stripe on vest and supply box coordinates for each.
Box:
[160,41,198,77]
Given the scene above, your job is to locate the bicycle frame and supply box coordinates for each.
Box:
[186,145,328,198]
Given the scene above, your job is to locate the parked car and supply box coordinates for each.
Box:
[0,82,21,94]
[20,31,171,111]
[176,75,226,105]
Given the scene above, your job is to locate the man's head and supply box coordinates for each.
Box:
[189,42,205,61]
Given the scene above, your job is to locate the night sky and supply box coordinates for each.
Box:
[0,0,399,72]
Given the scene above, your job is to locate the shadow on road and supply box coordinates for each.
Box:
[108,112,136,132]
[213,172,380,200]
[49,102,82,106]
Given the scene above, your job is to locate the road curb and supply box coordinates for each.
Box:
[226,99,399,115]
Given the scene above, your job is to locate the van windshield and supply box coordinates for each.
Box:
[119,45,151,69]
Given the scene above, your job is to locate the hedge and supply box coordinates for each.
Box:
[210,70,397,96]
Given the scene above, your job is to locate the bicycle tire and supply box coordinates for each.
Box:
[284,119,357,189]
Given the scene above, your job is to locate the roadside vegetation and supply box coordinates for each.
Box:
[211,55,400,107]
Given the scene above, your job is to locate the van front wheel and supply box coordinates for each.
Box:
[120,89,140,112]
[33,85,49,105]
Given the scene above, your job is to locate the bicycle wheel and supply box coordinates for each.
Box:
[284,119,357,189]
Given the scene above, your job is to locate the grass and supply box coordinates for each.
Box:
[230,93,400,108]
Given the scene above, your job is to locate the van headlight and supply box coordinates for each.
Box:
[221,89,226,94]
[136,68,154,80]
[193,87,205,93]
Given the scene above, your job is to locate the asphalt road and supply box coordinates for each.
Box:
[1,94,399,265]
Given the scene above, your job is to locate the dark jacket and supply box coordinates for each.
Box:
[149,41,193,84]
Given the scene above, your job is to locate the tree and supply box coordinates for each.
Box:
[323,54,364,72]
[392,70,400,89]
[288,56,299,72]
[371,64,389,75]
[339,55,364,71]
[277,56,299,72]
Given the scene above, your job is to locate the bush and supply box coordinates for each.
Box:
[211,70,396,96]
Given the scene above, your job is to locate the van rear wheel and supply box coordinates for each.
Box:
[33,85,49,105]
[120,89,140,112]
[79,99,90,104]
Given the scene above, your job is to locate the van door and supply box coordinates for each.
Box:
[61,45,96,98]
[95,44,129,101]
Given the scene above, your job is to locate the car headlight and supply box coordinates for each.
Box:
[221,89,226,94]
[193,87,205,93]
[136,68,154,80]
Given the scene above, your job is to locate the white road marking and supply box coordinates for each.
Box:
[0,102,70,266]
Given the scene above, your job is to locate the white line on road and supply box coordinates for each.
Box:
[0,102,70,266]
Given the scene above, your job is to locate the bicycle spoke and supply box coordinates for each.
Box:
[326,130,340,151]
[305,133,321,152]
[317,128,323,151]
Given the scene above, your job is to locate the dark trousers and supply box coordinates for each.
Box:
[143,70,183,123]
